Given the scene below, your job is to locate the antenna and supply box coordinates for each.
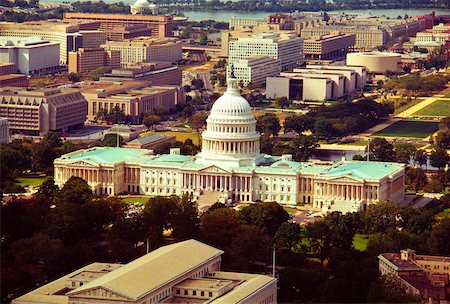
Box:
[367,139,370,162]
[146,239,149,254]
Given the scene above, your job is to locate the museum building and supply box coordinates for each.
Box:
[54,76,405,213]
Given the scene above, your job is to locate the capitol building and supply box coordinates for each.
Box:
[54,77,405,213]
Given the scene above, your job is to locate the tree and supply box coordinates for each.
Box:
[37,177,59,200]
[405,167,427,192]
[284,115,313,134]
[240,202,289,236]
[101,133,123,147]
[67,72,81,82]
[394,143,417,163]
[142,113,161,130]
[429,148,449,169]
[314,118,334,140]
[57,176,93,205]
[32,132,62,173]
[190,112,208,145]
[256,113,281,137]
[107,106,126,124]
[173,194,200,240]
[274,96,290,109]
[369,138,395,161]
[191,78,204,90]
[304,220,330,264]
[289,135,319,162]
[429,218,450,255]
[414,149,428,167]
[274,222,302,251]
[199,207,243,249]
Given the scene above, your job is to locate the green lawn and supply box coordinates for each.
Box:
[342,140,368,146]
[392,98,425,115]
[353,234,369,251]
[413,99,450,117]
[237,204,249,210]
[373,120,439,138]
[15,176,47,187]
[435,208,450,222]
[121,196,152,204]
[283,207,297,215]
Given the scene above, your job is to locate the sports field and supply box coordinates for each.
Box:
[413,99,450,117]
[373,120,439,138]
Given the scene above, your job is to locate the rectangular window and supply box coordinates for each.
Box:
[184,290,188,295]
[209,292,213,297]
[176,289,180,294]
[201,291,205,296]
[193,291,196,296]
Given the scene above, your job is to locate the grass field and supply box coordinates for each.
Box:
[373,120,439,138]
[353,234,369,251]
[435,208,450,222]
[15,176,47,187]
[413,99,450,117]
[121,196,152,204]
[283,207,297,215]
[393,98,425,115]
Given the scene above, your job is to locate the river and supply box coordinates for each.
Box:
[180,8,450,22]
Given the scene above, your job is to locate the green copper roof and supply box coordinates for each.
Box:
[60,147,150,164]
[321,162,403,179]
[152,154,193,163]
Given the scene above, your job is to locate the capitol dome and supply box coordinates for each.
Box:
[195,76,265,168]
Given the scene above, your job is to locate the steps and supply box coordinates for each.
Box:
[196,190,223,210]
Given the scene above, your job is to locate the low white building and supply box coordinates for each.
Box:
[54,75,405,214]
[0,36,60,75]
[226,56,281,86]
[347,52,401,74]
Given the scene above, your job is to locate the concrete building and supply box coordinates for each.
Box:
[12,240,277,304]
[64,12,173,38]
[100,62,182,86]
[130,0,158,15]
[0,36,60,75]
[229,32,304,71]
[347,52,402,73]
[0,87,87,135]
[101,37,182,68]
[266,65,366,101]
[378,249,450,302]
[125,133,176,149]
[303,33,356,61]
[229,17,266,30]
[68,48,121,74]
[0,74,28,87]
[0,21,105,65]
[79,81,182,121]
[107,25,151,41]
[0,117,9,143]
[226,56,281,86]
[54,76,405,213]
[0,62,17,75]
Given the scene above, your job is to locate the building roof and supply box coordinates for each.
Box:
[58,147,151,164]
[127,133,168,145]
[66,240,223,300]
[319,161,404,180]
[378,253,423,272]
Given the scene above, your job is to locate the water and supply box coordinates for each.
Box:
[180,8,450,22]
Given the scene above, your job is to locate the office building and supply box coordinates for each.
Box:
[54,76,405,213]
[229,17,266,30]
[0,87,87,135]
[12,239,277,304]
[226,56,281,86]
[0,36,60,75]
[0,21,105,64]
[378,249,450,302]
[229,33,304,71]
[79,81,182,121]
[100,62,182,85]
[266,65,366,101]
[107,25,151,41]
[303,33,356,61]
[0,117,9,143]
[347,52,401,73]
[0,62,17,75]
[68,48,121,74]
[64,12,173,38]
[0,74,28,87]
[101,37,182,68]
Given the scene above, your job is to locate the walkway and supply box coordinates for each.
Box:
[395,94,445,118]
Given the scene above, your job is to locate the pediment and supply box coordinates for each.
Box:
[327,175,363,183]
[70,160,99,167]
[198,165,231,174]
[68,287,131,301]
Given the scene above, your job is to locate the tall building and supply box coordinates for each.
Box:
[54,76,405,213]
[226,56,281,86]
[100,62,182,85]
[107,25,151,41]
[79,81,182,121]
[0,74,28,87]
[64,12,173,38]
[378,249,450,302]
[0,62,17,75]
[0,21,105,64]
[0,87,87,135]
[303,33,356,61]
[229,33,304,71]
[12,240,277,304]
[101,37,182,67]
[0,36,60,75]
[68,48,121,74]
[0,117,9,143]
